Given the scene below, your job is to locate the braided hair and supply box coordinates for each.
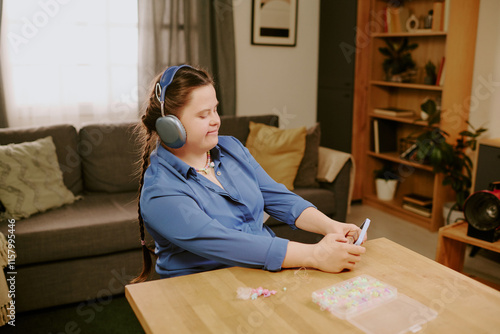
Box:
[130,66,214,283]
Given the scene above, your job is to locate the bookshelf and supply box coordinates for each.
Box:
[351,0,480,231]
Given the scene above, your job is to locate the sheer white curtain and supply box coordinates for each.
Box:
[3,0,139,128]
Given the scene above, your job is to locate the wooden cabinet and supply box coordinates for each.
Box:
[317,0,357,153]
[352,0,480,231]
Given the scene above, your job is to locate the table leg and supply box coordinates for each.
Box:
[436,235,466,272]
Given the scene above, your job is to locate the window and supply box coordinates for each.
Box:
[3,0,138,128]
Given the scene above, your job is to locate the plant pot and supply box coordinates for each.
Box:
[375,179,398,201]
[387,70,417,83]
[442,201,464,225]
[389,74,403,83]
[424,76,435,85]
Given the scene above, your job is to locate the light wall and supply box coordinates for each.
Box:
[232,0,320,129]
[233,0,499,136]
[470,0,500,139]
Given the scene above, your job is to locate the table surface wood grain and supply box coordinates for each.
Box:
[126,238,500,333]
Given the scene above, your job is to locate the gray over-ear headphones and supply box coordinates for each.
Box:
[155,65,192,148]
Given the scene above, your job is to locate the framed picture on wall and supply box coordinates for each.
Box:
[251,0,298,46]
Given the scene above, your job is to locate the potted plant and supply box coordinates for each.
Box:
[405,99,487,223]
[374,164,401,201]
[419,96,440,123]
[378,37,418,83]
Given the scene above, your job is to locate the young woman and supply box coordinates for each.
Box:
[131,65,366,283]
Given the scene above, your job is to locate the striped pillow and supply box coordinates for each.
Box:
[0,136,76,220]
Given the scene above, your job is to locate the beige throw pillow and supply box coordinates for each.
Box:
[0,136,76,220]
[246,122,307,190]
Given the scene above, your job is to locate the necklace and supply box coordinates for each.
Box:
[195,151,214,175]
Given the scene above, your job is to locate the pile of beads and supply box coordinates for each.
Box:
[236,287,277,300]
[312,275,397,319]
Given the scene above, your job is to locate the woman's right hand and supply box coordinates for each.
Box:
[283,233,366,273]
[309,233,366,273]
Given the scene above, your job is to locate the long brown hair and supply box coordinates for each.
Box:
[130,65,214,283]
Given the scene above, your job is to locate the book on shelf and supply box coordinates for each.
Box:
[403,193,433,207]
[438,60,446,86]
[374,107,415,117]
[443,0,450,32]
[399,142,418,160]
[372,119,397,154]
[384,5,410,33]
[436,57,445,86]
[385,6,400,33]
[373,120,379,153]
[432,1,445,32]
[402,201,432,217]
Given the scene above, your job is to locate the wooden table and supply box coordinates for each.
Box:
[126,238,500,333]
[436,221,500,288]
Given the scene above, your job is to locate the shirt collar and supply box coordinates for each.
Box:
[155,141,223,179]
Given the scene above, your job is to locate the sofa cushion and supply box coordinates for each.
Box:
[0,136,76,220]
[294,123,321,189]
[0,124,82,194]
[246,121,307,190]
[219,115,320,189]
[0,192,142,266]
[294,188,336,216]
[79,122,142,192]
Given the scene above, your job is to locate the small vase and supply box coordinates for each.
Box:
[442,201,464,225]
[389,74,403,83]
[376,179,398,201]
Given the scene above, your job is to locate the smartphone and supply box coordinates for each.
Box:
[355,218,371,245]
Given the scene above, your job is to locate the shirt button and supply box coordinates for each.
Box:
[217,171,221,176]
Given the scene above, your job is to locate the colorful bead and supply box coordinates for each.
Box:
[312,275,397,318]
[237,286,277,300]
[195,151,213,174]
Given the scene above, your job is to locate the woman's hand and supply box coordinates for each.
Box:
[295,208,367,244]
[309,233,366,272]
[330,221,366,245]
[283,233,366,273]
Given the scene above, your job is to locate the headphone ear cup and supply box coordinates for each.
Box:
[155,115,187,149]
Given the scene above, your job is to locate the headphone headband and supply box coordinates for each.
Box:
[155,65,192,116]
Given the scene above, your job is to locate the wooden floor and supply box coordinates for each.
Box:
[347,203,500,288]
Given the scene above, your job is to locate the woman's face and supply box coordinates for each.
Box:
[178,84,220,154]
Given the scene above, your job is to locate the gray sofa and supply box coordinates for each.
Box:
[0,114,352,312]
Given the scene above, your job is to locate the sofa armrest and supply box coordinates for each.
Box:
[317,147,355,222]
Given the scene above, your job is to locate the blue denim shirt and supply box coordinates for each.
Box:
[140,136,315,278]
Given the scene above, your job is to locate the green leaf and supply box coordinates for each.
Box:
[429,147,443,166]
[477,128,487,134]
[407,43,419,51]
[378,47,393,57]
[443,176,452,186]
[459,130,475,137]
